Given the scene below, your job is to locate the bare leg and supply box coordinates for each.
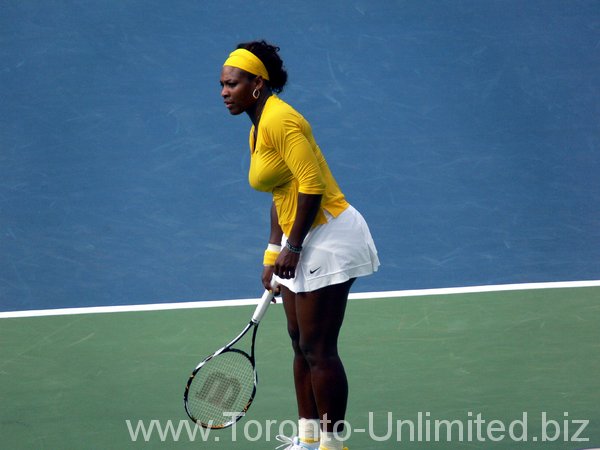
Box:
[281,279,355,432]
[282,286,319,420]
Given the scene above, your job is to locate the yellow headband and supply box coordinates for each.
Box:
[223,48,270,81]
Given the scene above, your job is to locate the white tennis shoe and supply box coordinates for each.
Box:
[275,435,319,450]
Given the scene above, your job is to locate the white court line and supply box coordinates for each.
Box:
[352,279,600,300]
[1,280,599,319]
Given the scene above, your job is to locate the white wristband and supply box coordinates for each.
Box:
[267,243,282,253]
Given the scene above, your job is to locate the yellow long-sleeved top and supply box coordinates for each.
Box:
[248,95,349,236]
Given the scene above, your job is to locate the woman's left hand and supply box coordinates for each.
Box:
[274,247,300,279]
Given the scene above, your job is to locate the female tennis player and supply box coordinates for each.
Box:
[220,40,379,450]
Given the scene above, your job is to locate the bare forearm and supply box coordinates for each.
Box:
[271,193,322,280]
[268,201,284,245]
[287,193,322,248]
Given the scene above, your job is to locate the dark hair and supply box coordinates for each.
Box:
[237,40,288,93]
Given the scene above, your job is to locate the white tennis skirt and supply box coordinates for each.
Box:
[275,205,380,293]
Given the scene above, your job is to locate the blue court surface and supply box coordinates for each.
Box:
[1,1,599,308]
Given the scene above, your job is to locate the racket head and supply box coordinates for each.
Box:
[184,348,257,428]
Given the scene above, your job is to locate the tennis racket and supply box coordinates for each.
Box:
[183,288,275,428]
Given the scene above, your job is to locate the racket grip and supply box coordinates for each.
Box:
[251,289,275,323]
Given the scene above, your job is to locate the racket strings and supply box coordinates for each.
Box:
[186,350,255,427]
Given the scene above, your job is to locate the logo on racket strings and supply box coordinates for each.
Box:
[195,371,242,410]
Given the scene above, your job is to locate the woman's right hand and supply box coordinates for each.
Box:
[261,265,280,296]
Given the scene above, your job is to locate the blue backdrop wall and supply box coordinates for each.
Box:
[1,0,599,311]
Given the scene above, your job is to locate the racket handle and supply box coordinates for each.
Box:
[251,288,275,323]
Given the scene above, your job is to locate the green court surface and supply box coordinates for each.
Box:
[1,286,599,449]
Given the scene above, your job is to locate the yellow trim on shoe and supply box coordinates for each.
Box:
[318,447,348,450]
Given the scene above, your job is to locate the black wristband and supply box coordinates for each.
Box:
[285,241,303,254]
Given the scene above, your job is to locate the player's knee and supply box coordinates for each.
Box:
[287,325,302,354]
[297,340,337,367]
[298,340,316,364]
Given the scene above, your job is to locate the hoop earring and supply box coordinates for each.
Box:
[252,88,260,100]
